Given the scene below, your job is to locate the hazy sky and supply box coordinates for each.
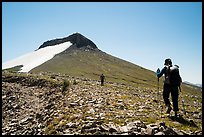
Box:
[2,2,202,84]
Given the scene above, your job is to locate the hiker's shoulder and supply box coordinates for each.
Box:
[162,65,168,70]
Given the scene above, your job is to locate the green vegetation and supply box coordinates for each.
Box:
[30,50,160,89]
[62,79,70,92]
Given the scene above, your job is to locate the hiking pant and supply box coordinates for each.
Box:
[163,83,179,112]
[101,80,104,86]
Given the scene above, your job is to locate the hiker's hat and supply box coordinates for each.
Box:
[164,58,172,65]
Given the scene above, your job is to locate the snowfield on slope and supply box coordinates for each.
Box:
[2,41,72,72]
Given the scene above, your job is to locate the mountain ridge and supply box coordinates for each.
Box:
[183,81,202,88]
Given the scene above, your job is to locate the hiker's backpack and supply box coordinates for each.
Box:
[168,65,182,86]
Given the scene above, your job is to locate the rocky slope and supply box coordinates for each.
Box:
[2,71,202,135]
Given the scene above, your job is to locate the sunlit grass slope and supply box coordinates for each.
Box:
[31,49,159,89]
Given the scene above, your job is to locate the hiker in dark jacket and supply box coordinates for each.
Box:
[100,74,105,86]
[156,58,181,117]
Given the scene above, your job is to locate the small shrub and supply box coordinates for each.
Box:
[62,80,70,92]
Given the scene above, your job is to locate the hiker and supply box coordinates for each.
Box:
[100,74,105,86]
[156,58,182,117]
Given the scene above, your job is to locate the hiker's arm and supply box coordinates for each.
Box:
[156,67,166,78]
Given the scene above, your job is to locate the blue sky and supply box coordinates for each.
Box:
[2,2,202,84]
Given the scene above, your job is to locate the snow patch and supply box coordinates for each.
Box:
[2,41,72,72]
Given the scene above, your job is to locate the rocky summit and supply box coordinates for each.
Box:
[2,71,202,135]
[38,33,98,51]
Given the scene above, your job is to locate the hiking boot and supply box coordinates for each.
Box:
[166,106,172,114]
[174,111,177,117]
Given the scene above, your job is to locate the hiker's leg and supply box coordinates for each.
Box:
[163,84,172,114]
[101,80,104,86]
[171,86,179,113]
[163,84,171,106]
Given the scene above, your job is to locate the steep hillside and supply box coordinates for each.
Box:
[30,49,158,89]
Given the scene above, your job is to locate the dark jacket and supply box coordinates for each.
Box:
[156,65,171,84]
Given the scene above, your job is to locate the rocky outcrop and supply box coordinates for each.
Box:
[38,33,98,51]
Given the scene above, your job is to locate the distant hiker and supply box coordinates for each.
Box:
[156,58,182,117]
[100,74,105,86]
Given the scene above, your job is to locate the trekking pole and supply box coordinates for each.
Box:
[156,68,162,118]
[156,68,160,103]
[180,88,186,116]
[157,77,159,102]
[182,99,186,115]
[158,77,162,118]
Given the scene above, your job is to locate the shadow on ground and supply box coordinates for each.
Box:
[168,115,198,127]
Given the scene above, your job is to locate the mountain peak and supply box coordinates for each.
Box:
[67,32,98,50]
[38,33,98,50]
